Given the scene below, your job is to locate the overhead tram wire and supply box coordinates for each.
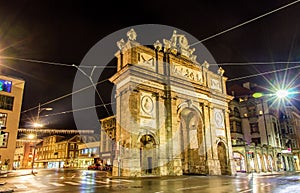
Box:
[5,56,300,114]
[227,65,300,82]
[21,101,116,121]
[190,0,300,45]
[37,102,116,119]
[3,56,300,68]
[21,78,110,114]
[215,61,300,66]
[0,56,116,68]
[74,65,110,116]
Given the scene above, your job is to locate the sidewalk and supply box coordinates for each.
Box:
[0,169,33,178]
[0,169,33,193]
[235,170,300,178]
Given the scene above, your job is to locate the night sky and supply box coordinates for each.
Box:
[0,0,299,129]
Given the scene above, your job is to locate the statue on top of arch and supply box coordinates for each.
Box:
[163,30,198,64]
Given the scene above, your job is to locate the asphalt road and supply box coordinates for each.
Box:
[2,169,300,193]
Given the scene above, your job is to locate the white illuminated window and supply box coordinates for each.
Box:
[0,113,7,128]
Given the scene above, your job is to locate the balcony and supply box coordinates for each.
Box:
[232,139,245,146]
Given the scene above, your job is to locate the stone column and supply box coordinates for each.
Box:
[170,96,182,176]
[203,104,221,175]
[224,108,236,176]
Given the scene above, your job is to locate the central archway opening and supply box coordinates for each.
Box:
[179,107,203,174]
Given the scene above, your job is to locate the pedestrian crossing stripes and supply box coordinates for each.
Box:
[14,184,28,189]
[12,178,133,190]
[64,181,81,185]
[49,182,65,186]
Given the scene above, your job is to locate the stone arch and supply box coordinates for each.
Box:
[262,153,268,172]
[268,155,274,171]
[138,131,158,175]
[137,128,159,145]
[217,142,228,175]
[177,103,204,174]
[232,151,246,172]
[256,153,263,172]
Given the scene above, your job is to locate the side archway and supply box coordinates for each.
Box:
[139,133,157,175]
[217,142,228,175]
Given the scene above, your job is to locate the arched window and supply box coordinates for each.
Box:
[234,107,240,117]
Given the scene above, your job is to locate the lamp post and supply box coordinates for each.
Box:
[31,103,52,175]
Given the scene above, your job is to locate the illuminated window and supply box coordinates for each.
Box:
[0,95,14,111]
[0,113,7,128]
[0,132,9,148]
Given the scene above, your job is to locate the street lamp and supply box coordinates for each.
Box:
[31,103,52,175]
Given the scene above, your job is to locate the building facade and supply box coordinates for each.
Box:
[78,136,100,168]
[13,138,41,169]
[280,105,300,171]
[228,83,294,173]
[35,135,82,168]
[0,75,25,170]
[99,116,116,166]
[108,29,235,177]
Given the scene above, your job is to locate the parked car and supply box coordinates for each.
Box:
[87,164,112,171]
[87,164,101,170]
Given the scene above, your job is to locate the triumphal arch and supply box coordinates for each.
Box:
[109,28,235,176]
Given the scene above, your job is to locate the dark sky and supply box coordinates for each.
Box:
[0,0,299,129]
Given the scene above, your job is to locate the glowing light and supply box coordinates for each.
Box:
[252,92,264,98]
[28,133,36,139]
[33,122,43,128]
[276,89,289,98]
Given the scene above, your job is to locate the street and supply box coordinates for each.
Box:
[1,169,300,193]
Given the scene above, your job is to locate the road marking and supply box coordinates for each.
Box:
[177,185,208,191]
[64,181,81,185]
[49,182,65,186]
[163,178,188,182]
[109,179,123,183]
[14,184,28,189]
[239,189,253,193]
[119,179,134,182]
[95,180,109,184]
[81,181,95,185]
[34,183,48,188]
